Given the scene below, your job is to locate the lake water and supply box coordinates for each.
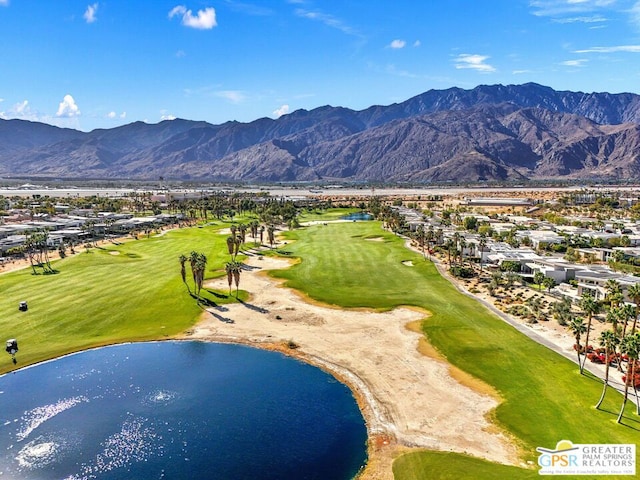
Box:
[0,342,368,480]
[340,213,373,221]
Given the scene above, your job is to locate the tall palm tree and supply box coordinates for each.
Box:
[238,223,247,244]
[595,330,620,409]
[458,237,467,265]
[189,251,200,292]
[233,262,242,296]
[426,226,435,260]
[415,225,426,259]
[478,235,487,272]
[619,303,636,340]
[226,236,235,256]
[225,262,234,294]
[452,232,461,265]
[443,239,454,265]
[627,282,640,335]
[194,253,207,298]
[267,225,276,249]
[568,317,587,371]
[604,279,622,309]
[580,291,601,374]
[179,254,189,293]
[617,333,640,423]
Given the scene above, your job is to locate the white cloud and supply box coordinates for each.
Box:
[106,111,126,119]
[169,5,217,29]
[453,54,496,72]
[552,15,607,22]
[413,40,421,47]
[0,0,9,6]
[84,3,98,23]
[56,94,81,117]
[560,58,588,66]
[530,0,615,17]
[574,44,640,52]
[14,100,29,114]
[161,114,177,121]
[175,49,186,58]
[273,104,290,118]
[389,39,406,49]
[512,69,534,74]
[294,8,360,37]
[215,90,246,103]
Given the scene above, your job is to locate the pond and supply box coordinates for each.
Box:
[0,342,368,480]
[340,213,373,221]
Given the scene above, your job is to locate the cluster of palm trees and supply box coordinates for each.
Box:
[567,281,640,423]
[24,230,56,275]
[179,251,207,299]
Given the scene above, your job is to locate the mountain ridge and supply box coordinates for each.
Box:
[1,83,640,182]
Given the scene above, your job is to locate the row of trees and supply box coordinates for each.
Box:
[567,283,640,423]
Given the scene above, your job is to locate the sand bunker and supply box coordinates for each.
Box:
[183,254,519,479]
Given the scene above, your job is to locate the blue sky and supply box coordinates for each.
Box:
[1,0,640,132]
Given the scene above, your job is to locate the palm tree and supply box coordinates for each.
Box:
[415,225,426,259]
[233,262,242,296]
[452,232,461,265]
[604,279,622,309]
[179,254,190,293]
[533,271,545,291]
[267,225,276,249]
[194,253,207,298]
[627,282,640,335]
[444,239,454,265]
[617,333,640,423]
[426,226,435,260]
[225,262,234,294]
[226,236,235,256]
[619,303,636,340]
[238,223,247,244]
[458,237,467,265]
[478,235,487,271]
[580,291,601,374]
[225,261,242,296]
[595,330,620,409]
[568,317,587,370]
[189,251,199,292]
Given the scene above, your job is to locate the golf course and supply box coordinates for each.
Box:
[1,214,638,479]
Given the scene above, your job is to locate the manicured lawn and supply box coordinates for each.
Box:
[298,207,361,222]
[272,221,640,479]
[392,451,539,480]
[0,224,240,373]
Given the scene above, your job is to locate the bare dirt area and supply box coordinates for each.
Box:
[182,254,521,479]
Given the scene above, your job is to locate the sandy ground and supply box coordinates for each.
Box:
[182,251,524,479]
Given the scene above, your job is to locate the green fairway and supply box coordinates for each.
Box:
[0,224,241,372]
[1,218,638,479]
[272,221,639,479]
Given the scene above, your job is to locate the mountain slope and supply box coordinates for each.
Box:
[1,83,640,182]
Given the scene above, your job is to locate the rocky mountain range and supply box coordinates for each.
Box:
[2,82,640,183]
